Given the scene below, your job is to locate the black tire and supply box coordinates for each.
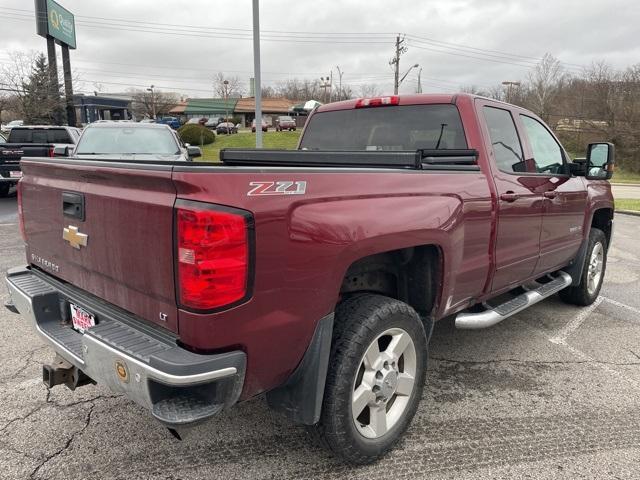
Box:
[0,183,11,197]
[559,228,607,306]
[307,294,427,464]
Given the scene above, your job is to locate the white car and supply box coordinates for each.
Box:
[1,120,24,134]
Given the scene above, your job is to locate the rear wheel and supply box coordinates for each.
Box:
[308,294,427,464]
[560,228,607,306]
[0,183,11,197]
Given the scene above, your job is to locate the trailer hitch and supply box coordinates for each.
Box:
[42,354,94,390]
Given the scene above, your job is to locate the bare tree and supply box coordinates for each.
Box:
[358,83,382,98]
[528,53,567,122]
[128,88,179,119]
[213,72,245,98]
[0,50,65,124]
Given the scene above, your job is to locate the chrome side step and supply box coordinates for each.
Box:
[455,271,572,330]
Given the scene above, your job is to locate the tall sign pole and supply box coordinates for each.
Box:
[252,0,263,148]
[35,0,77,126]
[45,36,62,125]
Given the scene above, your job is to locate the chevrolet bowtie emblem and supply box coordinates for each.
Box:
[63,226,88,249]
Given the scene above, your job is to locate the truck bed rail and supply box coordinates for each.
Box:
[220,148,479,170]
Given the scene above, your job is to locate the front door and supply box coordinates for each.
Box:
[477,101,544,293]
[517,114,588,274]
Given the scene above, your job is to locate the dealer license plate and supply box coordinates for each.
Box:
[70,304,96,333]
[9,171,22,178]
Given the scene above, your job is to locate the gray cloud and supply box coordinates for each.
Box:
[0,0,637,97]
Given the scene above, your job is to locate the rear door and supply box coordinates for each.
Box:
[517,114,588,273]
[476,100,544,293]
[20,159,179,332]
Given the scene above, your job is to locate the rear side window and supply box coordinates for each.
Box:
[8,129,71,144]
[482,107,526,173]
[520,115,565,174]
[299,104,467,151]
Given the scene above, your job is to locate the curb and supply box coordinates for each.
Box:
[615,210,640,217]
[611,183,640,187]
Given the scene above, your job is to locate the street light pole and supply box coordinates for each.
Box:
[335,66,344,101]
[399,64,419,91]
[417,67,422,94]
[223,79,229,125]
[147,85,156,119]
[252,0,263,148]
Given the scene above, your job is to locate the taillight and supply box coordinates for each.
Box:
[17,180,25,241]
[176,202,252,311]
[355,96,400,108]
[48,146,54,157]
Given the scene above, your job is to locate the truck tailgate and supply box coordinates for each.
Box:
[20,159,179,332]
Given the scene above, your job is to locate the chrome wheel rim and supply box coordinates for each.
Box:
[587,242,604,295]
[351,328,417,439]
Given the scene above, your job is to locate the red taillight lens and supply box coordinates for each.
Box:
[17,180,25,241]
[355,96,400,108]
[48,146,54,157]
[176,203,251,310]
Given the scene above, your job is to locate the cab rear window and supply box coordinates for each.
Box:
[9,128,71,144]
[299,104,467,151]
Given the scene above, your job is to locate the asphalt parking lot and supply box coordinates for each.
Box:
[0,195,639,480]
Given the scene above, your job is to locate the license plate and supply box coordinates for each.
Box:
[9,171,22,178]
[70,304,96,333]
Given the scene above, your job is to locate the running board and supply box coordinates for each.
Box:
[455,271,572,330]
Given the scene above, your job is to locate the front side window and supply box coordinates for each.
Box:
[482,106,526,173]
[520,115,564,174]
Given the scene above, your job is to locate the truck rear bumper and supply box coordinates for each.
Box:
[6,266,245,428]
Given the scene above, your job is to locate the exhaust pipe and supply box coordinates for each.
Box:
[42,354,94,390]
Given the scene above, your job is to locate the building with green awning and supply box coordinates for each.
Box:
[182,98,239,120]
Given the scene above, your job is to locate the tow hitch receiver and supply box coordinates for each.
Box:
[42,354,94,390]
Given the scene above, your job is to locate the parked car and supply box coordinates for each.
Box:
[275,115,297,131]
[71,122,201,161]
[186,117,209,126]
[216,122,238,134]
[155,116,181,130]
[1,119,24,134]
[251,118,268,132]
[139,118,155,123]
[204,118,219,129]
[0,125,81,197]
[7,93,614,465]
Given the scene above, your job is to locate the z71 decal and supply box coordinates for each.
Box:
[247,181,307,196]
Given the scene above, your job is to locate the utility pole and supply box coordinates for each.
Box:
[501,81,521,104]
[320,76,331,103]
[335,66,344,100]
[147,85,156,119]
[252,0,262,148]
[390,34,407,95]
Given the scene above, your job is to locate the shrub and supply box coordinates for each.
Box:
[178,124,215,145]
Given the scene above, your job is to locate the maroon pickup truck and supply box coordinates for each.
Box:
[6,93,614,464]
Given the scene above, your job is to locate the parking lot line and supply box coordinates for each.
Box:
[549,297,604,345]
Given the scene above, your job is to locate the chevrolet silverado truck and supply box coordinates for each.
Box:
[0,125,81,197]
[5,93,615,464]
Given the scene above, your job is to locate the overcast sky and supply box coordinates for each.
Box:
[1,0,638,98]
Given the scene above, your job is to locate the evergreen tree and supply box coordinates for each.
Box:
[20,53,64,124]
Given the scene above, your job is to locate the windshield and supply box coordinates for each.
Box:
[76,127,180,155]
[299,104,467,151]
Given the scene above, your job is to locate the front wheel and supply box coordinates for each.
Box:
[308,294,427,464]
[560,228,607,306]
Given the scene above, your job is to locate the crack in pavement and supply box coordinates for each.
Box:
[28,403,96,480]
[0,346,49,382]
[430,356,640,367]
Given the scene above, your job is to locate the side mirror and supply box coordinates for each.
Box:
[53,145,69,157]
[187,146,202,159]
[586,142,614,180]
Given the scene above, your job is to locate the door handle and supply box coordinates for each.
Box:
[543,191,557,199]
[500,192,519,202]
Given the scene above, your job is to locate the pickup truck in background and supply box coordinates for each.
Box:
[6,93,615,464]
[0,125,81,197]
